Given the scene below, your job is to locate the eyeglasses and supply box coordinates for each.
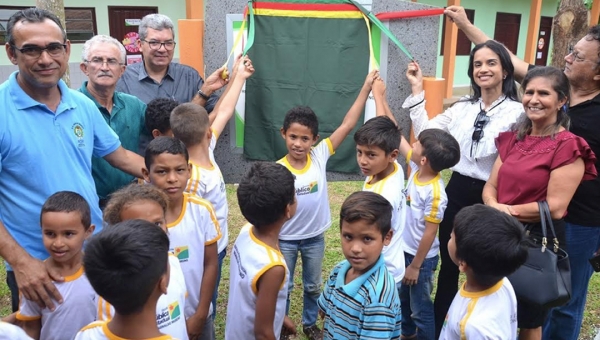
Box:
[84,57,123,67]
[566,45,597,64]
[11,43,66,59]
[471,110,490,157]
[142,40,176,51]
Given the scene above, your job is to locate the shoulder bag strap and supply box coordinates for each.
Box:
[537,201,548,252]
[540,200,560,252]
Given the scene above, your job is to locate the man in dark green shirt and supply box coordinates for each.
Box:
[79,35,147,207]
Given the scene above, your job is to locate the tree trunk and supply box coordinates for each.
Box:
[551,0,589,69]
[36,0,70,87]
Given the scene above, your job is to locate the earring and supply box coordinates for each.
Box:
[503,75,507,79]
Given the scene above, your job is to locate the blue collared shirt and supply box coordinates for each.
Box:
[0,72,120,266]
[318,256,402,339]
[115,61,218,111]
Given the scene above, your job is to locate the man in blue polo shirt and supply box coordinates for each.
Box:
[0,8,145,313]
[79,34,147,207]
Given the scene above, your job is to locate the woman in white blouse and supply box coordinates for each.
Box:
[402,39,524,337]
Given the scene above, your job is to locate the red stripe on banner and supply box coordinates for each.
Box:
[375,8,445,20]
[253,2,359,12]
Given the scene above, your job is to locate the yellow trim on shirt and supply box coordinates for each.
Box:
[101,321,175,340]
[15,312,40,321]
[324,138,335,155]
[279,154,312,175]
[78,321,105,332]
[250,262,288,295]
[424,179,442,223]
[188,194,222,244]
[63,265,85,282]
[247,226,288,294]
[457,280,505,339]
[414,172,441,186]
[406,149,413,165]
[364,162,399,193]
[167,196,188,228]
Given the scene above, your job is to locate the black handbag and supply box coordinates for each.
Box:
[507,201,572,308]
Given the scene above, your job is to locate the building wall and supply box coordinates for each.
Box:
[0,0,562,89]
[0,0,186,88]
[421,0,558,87]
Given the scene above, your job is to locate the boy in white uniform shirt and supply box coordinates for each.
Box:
[75,220,175,340]
[143,137,221,340]
[16,192,96,340]
[170,56,254,318]
[98,184,188,339]
[354,116,406,285]
[277,70,378,340]
[398,129,459,340]
[226,162,297,339]
[440,205,528,339]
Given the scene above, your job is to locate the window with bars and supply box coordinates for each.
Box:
[0,6,97,44]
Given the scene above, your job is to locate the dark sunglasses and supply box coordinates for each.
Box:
[470,110,490,157]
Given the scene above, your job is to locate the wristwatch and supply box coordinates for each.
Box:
[197,88,210,101]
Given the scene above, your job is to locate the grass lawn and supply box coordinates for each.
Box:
[1,180,599,339]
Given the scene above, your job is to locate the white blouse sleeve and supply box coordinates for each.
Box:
[402,90,457,136]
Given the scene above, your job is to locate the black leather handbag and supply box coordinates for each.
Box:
[507,201,571,308]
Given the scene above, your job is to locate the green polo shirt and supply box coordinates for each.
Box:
[79,81,147,200]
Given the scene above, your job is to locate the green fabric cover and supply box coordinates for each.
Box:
[244,13,369,173]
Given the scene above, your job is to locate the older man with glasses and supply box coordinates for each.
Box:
[116,13,227,109]
[79,35,148,208]
[0,8,145,315]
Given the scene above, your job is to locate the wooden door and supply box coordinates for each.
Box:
[535,16,553,66]
[108,6,158,65]
[493,12,521,55]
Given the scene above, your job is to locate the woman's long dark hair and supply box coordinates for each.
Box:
[466,40,519,103]
[514,66,570,140]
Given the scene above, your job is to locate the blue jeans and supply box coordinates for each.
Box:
[211,248,227,320]
[543,223,600,340]
[400,253,438,340]
[280,233,325,327]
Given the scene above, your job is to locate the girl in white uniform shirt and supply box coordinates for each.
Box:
[402,39,523,337]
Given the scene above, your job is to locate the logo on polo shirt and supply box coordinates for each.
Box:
[168,301,181,320]
[296,181,318,196]
[173,246,189,262]
[72,123,85,148]
[156,300,182,328]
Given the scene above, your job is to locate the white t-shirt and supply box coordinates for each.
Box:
[402,157,447,258]
[16,266,97,340]
[225,224,289,340]
[439,278,518,340]
[74,321,177,340]
[97,255,188,340]
[362,161,406,283]
[185,132,228,253]
[0,321,33,340]
[277,138,334,240]
[168,193,221,319]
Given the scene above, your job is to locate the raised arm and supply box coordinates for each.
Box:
[372,78,411,158]
[444,6,529,82]
[329,70,378,150]
[403,62,457,136]
[211,56,255,138]
[192,67,229,114]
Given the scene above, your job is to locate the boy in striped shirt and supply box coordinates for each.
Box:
[318,191,401,339]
